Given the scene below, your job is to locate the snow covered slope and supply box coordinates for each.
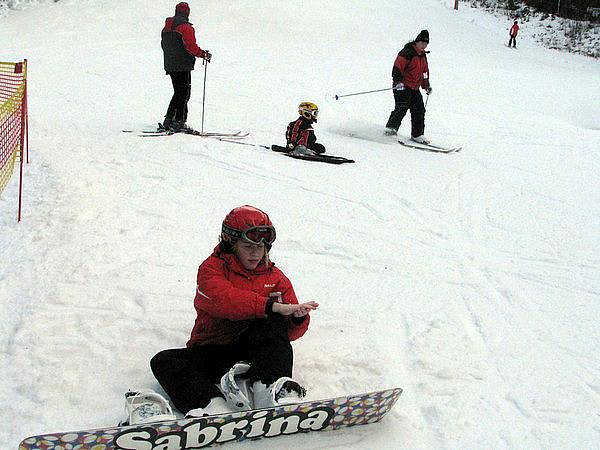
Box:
[1,0,599,448]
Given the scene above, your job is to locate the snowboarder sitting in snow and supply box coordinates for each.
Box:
[120,206,318,425]
[160,2,212,133]
[286,102,326,156]
[385,29,432,144]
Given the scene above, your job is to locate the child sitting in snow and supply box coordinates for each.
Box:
[286,102,326,155]
[121,205,318,425]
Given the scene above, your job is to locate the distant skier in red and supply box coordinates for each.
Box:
[508,20,519,48]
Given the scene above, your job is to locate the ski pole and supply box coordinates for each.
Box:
[215,137,270,149]
[425,93,430,109]
[334,87,393,100]
[201,59,208,133]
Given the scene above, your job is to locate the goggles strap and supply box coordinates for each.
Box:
[222,223,243,240]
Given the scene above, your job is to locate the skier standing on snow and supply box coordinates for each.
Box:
[137,206,318,422]
[508,20,519,48]
[286,102,326,156]
[161,2,211,132]
[385,29,432,144]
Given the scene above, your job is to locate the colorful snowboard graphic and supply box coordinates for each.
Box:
[19,387,402,449]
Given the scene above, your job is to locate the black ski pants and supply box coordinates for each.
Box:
[150,315,293,414]
[165,71,191,123]
[508,36,517,47]
[385,88,425,138]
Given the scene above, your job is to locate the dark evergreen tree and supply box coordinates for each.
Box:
[524,0,600,21]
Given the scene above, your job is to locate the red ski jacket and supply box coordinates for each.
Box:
[510,23,520,37]
[392,43,430,91]
[187,245,311,347]
[286,117,317,149]
[161,15,206,72]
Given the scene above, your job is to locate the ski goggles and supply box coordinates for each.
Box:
[301,108,318,118]
[222,224,277,245]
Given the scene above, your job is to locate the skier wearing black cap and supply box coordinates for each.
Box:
[385,29,432,144]
[161,2,212,132]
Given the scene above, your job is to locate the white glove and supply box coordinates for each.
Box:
[394,82,405,91]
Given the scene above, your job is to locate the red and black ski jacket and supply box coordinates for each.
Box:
[286,117,318,150]
[391,43,430,91]
[187,245,311,347]
[161,14,206,73]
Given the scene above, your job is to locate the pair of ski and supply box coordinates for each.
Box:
[122,125,248,140]
[398,140,462,154]
[138,130,248,139]
[19,387,402,449]
[346,132,461,154]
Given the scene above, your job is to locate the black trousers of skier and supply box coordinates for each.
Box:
[165,71,191,123]
[385,88,425,138]
[151,315,293,413]
[508,36,517,48]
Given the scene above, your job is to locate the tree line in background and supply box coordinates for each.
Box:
[525,0,600,21]
[468,0,600,21]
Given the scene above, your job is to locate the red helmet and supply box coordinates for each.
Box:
[221,205,276,246]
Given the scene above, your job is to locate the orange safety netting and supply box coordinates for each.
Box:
[0,60,27,219]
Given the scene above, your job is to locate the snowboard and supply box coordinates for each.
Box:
[19,387,402,449]
[271,145,355,164]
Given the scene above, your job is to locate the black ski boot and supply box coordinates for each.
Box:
[159,117,174,131]
[171,121,192,133]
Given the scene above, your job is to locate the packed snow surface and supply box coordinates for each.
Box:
[1,0,599,448]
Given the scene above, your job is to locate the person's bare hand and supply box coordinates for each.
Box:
[272,301,318,317]
[292,301,319,317]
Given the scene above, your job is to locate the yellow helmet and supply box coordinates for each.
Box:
[298,102,319,122]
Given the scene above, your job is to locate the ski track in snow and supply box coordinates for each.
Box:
[1,0,600,448]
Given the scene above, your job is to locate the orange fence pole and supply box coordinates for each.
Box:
[17,61,28,222]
